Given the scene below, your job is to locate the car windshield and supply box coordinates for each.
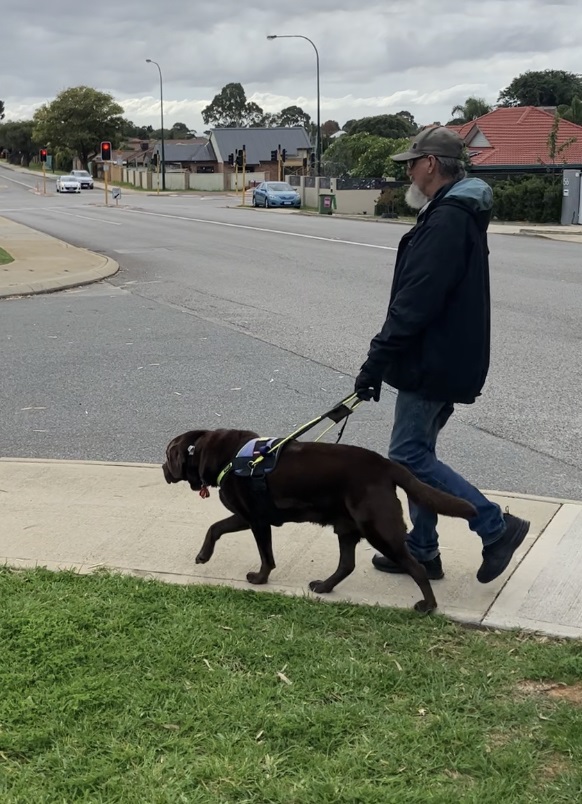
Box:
[62,176,76,181]
[73,171,90,177]
[267,183,294,192]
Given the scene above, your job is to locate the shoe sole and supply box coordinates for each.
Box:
[477,519,530,584]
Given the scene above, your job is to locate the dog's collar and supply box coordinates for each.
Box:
[187,444,211,497]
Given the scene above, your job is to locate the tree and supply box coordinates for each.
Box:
[321,133,410,177]
[545,111,577,168]
[448,97,492,124]
[169,122,195,139]
[0,100,4,121]
[346,114,415,139]
[0,120,36,165]
[321,120,340,138]
[202,83,266,128]
[275,105,311,128]
[33,86,125,167]
[352,137,410,177]
[122,121,154,140]
[498,70,582,108]
[395,110,418,133]
[558,96,582,126]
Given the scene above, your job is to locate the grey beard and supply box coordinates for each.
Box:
[405,183,429,211]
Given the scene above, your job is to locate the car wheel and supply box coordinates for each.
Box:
[265,197,270,208]
[252,195,257,207]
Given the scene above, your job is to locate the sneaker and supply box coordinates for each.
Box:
[476,513,530,584]
[372,552,445,580]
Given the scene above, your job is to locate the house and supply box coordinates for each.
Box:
[151,139,215,172]
[448,107,582,174]
[209,127,313,179]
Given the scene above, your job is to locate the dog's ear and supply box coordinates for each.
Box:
[165,430,209,481]
[166,438,188,480]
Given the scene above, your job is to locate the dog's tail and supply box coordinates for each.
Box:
[390,461,476,520]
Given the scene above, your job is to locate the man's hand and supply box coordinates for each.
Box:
[354,367,382,402]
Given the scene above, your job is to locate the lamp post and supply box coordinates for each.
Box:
[146,58,166,191]
[267,34,321,176]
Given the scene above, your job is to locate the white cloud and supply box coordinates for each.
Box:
[2,0,582,130]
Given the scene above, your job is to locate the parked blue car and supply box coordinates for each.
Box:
[252,181,301,209]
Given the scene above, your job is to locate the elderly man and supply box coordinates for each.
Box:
[354,126,529,584]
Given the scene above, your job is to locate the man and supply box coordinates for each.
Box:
[354,126,529,584]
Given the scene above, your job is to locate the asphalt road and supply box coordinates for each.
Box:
[2,164,582,499]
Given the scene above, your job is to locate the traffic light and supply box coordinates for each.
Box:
[310,152,316,167]
[100,141,112,161]
[281,149,287,163]
[39,148,47,163]
[302,157,308,169]
[228,153,234,166]
[151,153,159,168]
[235,149,243,168]
[270,150,278,162]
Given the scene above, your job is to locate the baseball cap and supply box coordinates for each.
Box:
[391,126,464,162]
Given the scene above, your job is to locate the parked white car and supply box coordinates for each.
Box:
[56,175,81,193]
[70,170,94,189]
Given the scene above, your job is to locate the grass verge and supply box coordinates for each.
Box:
[1,568,581,803]
[0,247,14,265]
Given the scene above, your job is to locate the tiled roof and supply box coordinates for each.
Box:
[447,107,582,166]
[152,141,216,163]
[210,127,312,165]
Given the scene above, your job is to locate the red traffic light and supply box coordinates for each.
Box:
[39,148,47,162]
[100,141,112,160]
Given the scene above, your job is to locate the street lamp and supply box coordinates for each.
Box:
[267,34,321,176]
[146,58,166,191]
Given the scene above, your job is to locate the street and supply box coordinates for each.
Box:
[1,164,582,499]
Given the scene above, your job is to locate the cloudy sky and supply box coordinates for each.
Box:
[2,0,581,132]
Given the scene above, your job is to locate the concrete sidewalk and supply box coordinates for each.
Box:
[291,209,582,242]
[1,458,581,639]
[0,217,118,298]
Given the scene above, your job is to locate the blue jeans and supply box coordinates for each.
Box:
[388,390,504,562]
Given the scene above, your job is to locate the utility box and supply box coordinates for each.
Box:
[560,169,582,225]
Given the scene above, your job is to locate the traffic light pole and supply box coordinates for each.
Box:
[42,162,46,196]
[104,164,109,206]
[242,145,246,206]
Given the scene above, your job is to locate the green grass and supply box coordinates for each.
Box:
[25,163,68,177]
[1,568,582,803]
[0,247,14,265]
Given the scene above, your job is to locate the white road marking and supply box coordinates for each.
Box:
[1,175,42,189]
[118,207,398,250]
[49,209,122,226]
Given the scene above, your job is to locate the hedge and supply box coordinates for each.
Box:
[375,174,563,223]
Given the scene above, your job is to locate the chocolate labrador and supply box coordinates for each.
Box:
[163,428,476,612]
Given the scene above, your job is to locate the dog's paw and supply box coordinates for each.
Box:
[195,552,210,564]
[414,599,437,615]
[246,571,268,585]
[308,580,332,594]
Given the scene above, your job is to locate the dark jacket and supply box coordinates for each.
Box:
[363,178,493,404]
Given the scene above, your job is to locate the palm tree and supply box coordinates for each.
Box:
[448,97,492,125]
[558,96,582,126]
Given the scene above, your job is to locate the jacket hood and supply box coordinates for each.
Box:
[443,177,493,213]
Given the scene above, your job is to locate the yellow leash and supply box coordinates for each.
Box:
[216,392,362,486]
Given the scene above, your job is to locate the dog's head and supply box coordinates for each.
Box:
[163,430,209,491]
[162,428,259,491]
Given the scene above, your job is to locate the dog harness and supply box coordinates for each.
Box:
[217,437,287,526]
